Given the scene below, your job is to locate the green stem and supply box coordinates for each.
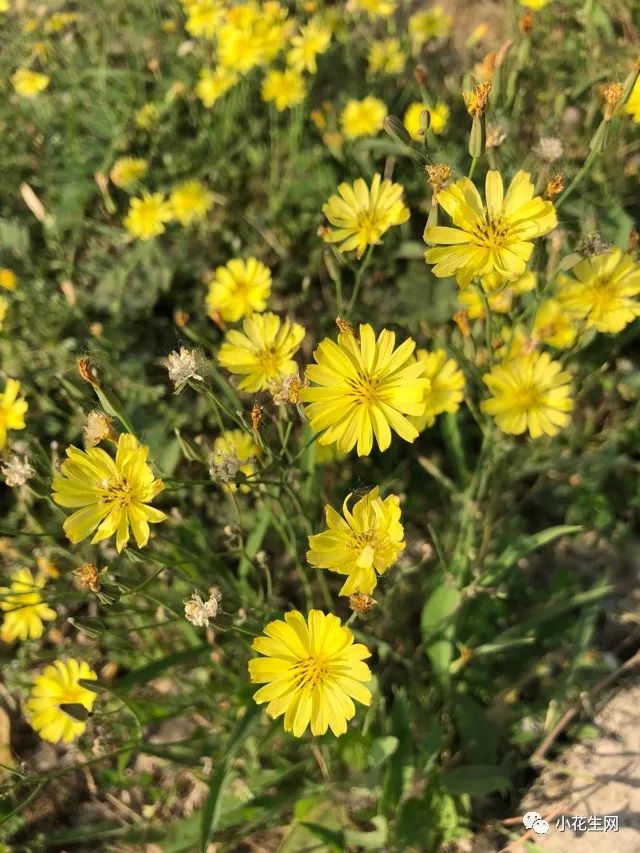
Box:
[345,245,374,315]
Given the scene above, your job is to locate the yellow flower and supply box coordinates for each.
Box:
[307,488,404,594]
[624,78,640,123]
[36,556,60,580]
[109,157,148,190]
[520,0,550,8]
[301,324,429,456]
[12,68,50,98]
[124,193,173,241]
[532,299,577,348]
[404,101,449,139]
[367,38,406,76]
[409,6,453,48]
[52,433,167,552]
[0,1,9,12]
[212,429,260,493]
[0,379,28,450]
[424,170,557,287]
[218,312,305,392]
[459,286,514,318]
[287,18,331,73]
[44,12,79,33]
[321,173,410,259]
[351,0,396,18]
[481,351,573,438]
[255,2,292,61]
[0,268,17,291]
[340,96,387,140]
[195,67,238,107]
[206,257,271,323]
[135,103,160,130]
[26,659,97,743]
[185,0,224,38]
[557,249,640,334]
[248,609,372,737]
[0,569,55,643]
[169,180,213,226]
[411,349,465,432]
[261,69,305,111]
[218,22,266,72]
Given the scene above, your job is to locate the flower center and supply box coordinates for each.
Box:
[348,372,380,405]
[257,348,280,374]
[291,656,329,691]
[355,212,379,243]
[515,384,542,410]
[473,214,510,249]
[589,278,619,314]
[100,476,133,508]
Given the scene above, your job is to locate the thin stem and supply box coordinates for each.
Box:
[345,245,374,315]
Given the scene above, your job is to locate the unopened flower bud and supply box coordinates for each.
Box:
[76,357,99,386]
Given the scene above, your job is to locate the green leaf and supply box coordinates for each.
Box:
[344,816,388,849]
[299,822,344,850]
[441,764,510,795]
[381,691,412,815]
[0,217,30,255]
[238,502,271,578]
[492,525,582,575]
[453,696,498,765]
[200,703,261,851]
[368,735,399,769]
[421,583,461,680]
[113,645,209,690]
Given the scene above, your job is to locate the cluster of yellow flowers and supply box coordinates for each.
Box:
[121,180,214,240]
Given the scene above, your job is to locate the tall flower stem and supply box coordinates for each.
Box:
[346,245,374,315]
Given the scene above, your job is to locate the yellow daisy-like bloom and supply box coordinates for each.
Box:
[340,96,387,140]
[0,569,55,644]
[367,38,406,76]
[206,257,271,323]
[424,170,557,287]
[0,268,17,291]
[12,68,50,98]
[624,78,640,123]
[481,351,573,438]
[0,378,28,450]
[409,6,453,47]
[124,193,173,241]
[255,2,292,61]
[557,249,640,334]
[185,0,224,38]
[459,286,514,318]
[411,349,465,433]
[218,312,305,392]
[26,659,97,743]
[520,0,550,9]
[248,609,372,737]
[307,488,404,595]
[287,18,331,73]
[218,21,265,72]
[261,69,305,111]
[52,433,167,553]
[195,67,238,107]
[109,157,148,190]
[135,102,160,130]
[301,324,429,456]
[321,173,410,259]
[212,429,260,493]
[351,0,396,18]
[169,180,213,226]
[532,299,577,348]
[404,101,449,139]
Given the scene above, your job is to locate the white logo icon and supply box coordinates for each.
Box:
[523,812,541,829]
[522,812,550,834]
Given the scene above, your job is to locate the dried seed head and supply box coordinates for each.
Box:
[474,52,497,83]
[184,588,222,628]
[73,562,104,593]
[336,316,355,336]
[537,136,564,163]
[348,592,377,614]
[166,347,203,394]
[602,81,624,120]
[486,124,507,149]
[544,174,564,199]
[269,372,307,406]
[414,64,427,88]
[251,402,263,430]
[577,232,610,259]
[453,310,471,337]
[1,454,34,487]
[518,12,533,34]
[425,163,452,193]
[464,81,492,118]
[76,357,99,386]
[84,411,116,448]
[209,448,242,484]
